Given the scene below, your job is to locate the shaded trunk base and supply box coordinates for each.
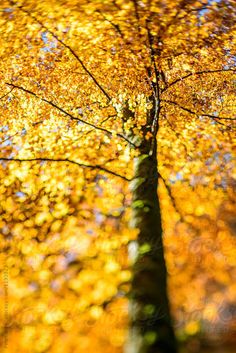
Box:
[125,147,178,353]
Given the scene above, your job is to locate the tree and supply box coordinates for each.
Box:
[0,1,235,353]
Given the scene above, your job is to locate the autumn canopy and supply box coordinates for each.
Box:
[0,1,235,353]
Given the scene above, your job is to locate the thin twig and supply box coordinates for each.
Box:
[13,2,111,101]
[0,132,18,143]
[0,87,14,100]
[162,99,236,128]
[163,68,236,92]
[158,172,185,222]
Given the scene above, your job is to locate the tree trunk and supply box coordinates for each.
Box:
[125,136,177,353]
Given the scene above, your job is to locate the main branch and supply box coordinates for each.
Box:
[6,83,136,147]
[0,157,130,181]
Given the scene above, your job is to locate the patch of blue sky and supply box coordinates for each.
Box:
[220,178,227,189]
[41,32,48,44]
[41,46,52,53]
[198,8,209,17]
[189,175,203,187]
[40,160,47,166]
[213,151,220,160]
[3,8,13,13]
[15,191,26,198]
[1,139,12,147]
[86,229,94,235]
[95,212,104,224]
[21,127,27,136]
[40,31,57,53]
[175,172,183,181]
[223,153,232,162]
[8,152,16,158]
[210,120,217,125]
[169,172,183,184]
[0,125,9,132]
[77,120,85,126]
[65,251,77,263]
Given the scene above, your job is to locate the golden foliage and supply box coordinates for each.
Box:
[0,0,235,352]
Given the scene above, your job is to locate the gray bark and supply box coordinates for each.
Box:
[124,135,177,353]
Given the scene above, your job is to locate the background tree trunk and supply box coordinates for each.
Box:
[125,135,178,353]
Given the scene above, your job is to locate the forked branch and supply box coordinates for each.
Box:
[6,83,136,147]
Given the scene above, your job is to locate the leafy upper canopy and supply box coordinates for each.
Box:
[0,1,235,352]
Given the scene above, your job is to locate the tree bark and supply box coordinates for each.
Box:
[125,135,178,353]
